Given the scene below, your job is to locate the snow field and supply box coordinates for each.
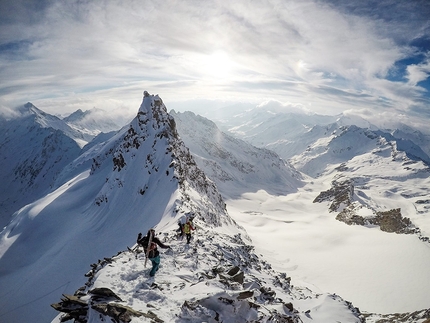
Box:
[227,183,430,314]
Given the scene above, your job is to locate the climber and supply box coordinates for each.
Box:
[183,218,195,244]
[138,229,171,277]
[176,220,184,239]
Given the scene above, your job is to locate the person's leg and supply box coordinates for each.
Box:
[186,233,191,244]
[149,255,160,276]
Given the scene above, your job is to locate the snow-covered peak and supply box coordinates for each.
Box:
[335,113,378,130]
[63,108,85,122]
[63,107,128,144]
[18,102,70,130]
[0,104,82,229]
[7,102,90,147]
[19,101,42,113]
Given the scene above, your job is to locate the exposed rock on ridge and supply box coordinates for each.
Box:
[88,91,232,228]
[52,229,364,323]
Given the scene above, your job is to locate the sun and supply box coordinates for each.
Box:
[202,51,233,79]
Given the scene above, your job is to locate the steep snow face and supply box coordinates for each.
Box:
[387,122,430,157]
[0,106,82,229]
[0,92,237,323]
[170,110,304,198]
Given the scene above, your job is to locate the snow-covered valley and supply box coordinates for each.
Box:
[227,182,430,314]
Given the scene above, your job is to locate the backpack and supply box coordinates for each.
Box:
[137,233,149,248]
[137,233,156,257]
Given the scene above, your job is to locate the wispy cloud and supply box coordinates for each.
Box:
[0,0,429,126]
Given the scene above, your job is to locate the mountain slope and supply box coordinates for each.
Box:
[170,110,304,199]
[0,103,82,229]
[202,102,338,160]
[0,92,236,323]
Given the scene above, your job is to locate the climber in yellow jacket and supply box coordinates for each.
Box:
[183,219,195,244]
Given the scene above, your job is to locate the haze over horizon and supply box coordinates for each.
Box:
[1,0,429,130]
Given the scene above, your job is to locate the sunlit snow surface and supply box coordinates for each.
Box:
[227,179,430,314]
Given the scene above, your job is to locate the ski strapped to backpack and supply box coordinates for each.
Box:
[144,230,154,267]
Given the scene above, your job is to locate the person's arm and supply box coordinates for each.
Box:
[153,237,170,249]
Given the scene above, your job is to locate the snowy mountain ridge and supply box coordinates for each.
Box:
[0,92,239,322]
[202,102,430,163]
[19,102,90,147]
[0,103,129,230]
[289,125,430,177]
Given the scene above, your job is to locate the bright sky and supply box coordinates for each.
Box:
[0,0,430,124]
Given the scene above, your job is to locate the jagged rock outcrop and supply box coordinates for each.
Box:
[375,209,415,234]
[314,177,422,237]
[51,288,143,323]
[313,177,354,212]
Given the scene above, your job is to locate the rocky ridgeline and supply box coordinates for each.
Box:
[313,176,429,243]
[51,228,363,323]
[89,91,231,229]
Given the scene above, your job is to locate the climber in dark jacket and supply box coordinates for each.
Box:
[140,229,170,277]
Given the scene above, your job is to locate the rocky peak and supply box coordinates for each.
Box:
[19,102,49,120]
[89,91,231,228]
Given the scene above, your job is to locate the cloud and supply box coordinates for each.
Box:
[406,58,430,86]
[0,0,429,126]
[0,97,21,119]
[256,99,308,114]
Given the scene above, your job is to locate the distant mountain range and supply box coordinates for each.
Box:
[63,107,130,141]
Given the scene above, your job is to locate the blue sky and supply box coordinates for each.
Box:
[0,0,429,128]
